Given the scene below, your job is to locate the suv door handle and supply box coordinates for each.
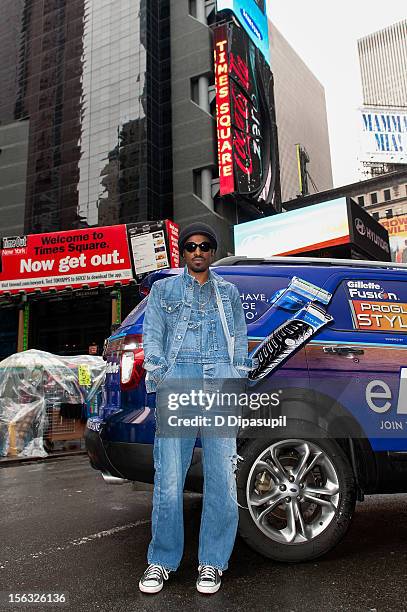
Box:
[322,346,364,356]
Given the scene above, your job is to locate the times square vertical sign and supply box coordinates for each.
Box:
[214,1,281,211]
[214,25,235,195]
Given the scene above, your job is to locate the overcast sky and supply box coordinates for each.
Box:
[269,1,406,188]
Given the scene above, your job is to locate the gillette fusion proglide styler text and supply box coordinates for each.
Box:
[249,278,333,381]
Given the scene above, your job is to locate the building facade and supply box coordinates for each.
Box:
[358,20,407,178]
[0,0,173,237]
[358,20,407,108]
[356,181,407,222]
[270,23,333,203]
[0,0,28,238]
[0,0,25,124]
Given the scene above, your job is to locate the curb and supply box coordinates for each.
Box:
[0,450,87,468]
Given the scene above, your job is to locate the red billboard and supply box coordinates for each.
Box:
[165,220,180,268]
[0,225,133,295]
[214,24,235,196]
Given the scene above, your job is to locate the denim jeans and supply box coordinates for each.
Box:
[147,361,240,572]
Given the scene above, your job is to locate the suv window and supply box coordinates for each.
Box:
[121,296,148,327]
[329,279,407,333]
[230,275,291,323]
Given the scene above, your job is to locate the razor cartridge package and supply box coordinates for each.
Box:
[269,276,332,312]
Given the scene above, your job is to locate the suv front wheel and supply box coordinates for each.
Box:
[237,431,356,562]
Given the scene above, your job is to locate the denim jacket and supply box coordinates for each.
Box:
[142,267,254,393]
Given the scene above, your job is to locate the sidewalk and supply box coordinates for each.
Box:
[0,440,87,467]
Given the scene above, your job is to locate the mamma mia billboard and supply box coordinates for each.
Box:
[359,106,407,165]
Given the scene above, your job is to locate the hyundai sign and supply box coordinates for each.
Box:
[359,106,407,165]
[234,198,390,261]
[216,0,270,65]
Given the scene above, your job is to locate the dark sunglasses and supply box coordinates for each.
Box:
[183,241,212,253]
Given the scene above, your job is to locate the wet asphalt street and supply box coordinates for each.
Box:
[1,455,407,612]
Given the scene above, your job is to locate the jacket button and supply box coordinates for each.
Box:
[177,335,182,339]
[168,306,172,311]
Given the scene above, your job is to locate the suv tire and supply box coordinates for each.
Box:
[236,425,356,562]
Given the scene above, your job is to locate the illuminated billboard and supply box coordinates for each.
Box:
[234,198,390,260]
[216,0,270,64]
[214,21,280,210]
[214,24,235,195]
[359,106,407,165]
[381,214,407,262]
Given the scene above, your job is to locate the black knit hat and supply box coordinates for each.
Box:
[178,222,218,252]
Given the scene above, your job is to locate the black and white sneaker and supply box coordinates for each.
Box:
[139,564,169,594]
[196,565,222,594]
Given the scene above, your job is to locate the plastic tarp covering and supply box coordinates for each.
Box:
[0,350,106,458]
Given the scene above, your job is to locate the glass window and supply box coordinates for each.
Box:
[370,192,378,205]
[384,189,391,201]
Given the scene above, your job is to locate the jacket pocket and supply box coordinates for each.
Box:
[160,299,182,327]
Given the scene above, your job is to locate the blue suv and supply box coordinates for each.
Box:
[85,256,407,562]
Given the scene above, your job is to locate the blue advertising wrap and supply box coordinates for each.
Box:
[94,267,407,451]
[216,0,271,65]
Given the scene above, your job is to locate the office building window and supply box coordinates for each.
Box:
[191,77,199,104]
[370,192,378,205]
[385,209,393,218]
[189,0,197,18]
[357,196,365,206]
[193,169,202,199]
[384,189,391,201]
[372,212,380,220]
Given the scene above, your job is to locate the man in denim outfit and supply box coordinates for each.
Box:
[139,222,252,595]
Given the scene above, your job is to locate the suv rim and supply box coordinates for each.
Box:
[246,439,340,545]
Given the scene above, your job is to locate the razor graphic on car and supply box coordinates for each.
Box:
[249,278,334,380]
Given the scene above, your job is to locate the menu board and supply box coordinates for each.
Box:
[130,229,169,276]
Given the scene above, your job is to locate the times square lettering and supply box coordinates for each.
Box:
[215,30,262,194]
[215,37,234,191]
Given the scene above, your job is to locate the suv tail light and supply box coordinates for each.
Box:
[139,284,150,296]
[120,334,145,390]
[139,277,151,296]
